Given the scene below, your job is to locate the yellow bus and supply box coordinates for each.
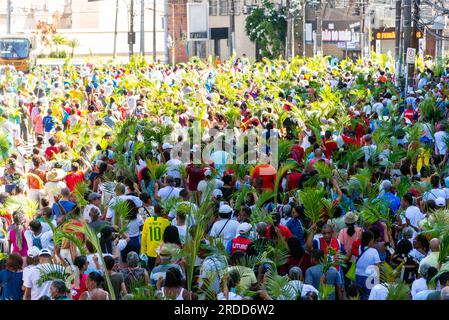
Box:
[0,34,36,72]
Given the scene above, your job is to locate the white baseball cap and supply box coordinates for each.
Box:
[27,246,40,258]
[162,143,173,150]
[219,204,233,214]
[435,197,446,207]
[213,189,223,198]
[237,222,252,235]
[204,169,212,176]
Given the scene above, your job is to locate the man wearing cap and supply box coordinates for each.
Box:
[209,204,240,247]
[197,169,224,203]
[149,246,185,286]
[227,222,252,255]
[24,248,66,300]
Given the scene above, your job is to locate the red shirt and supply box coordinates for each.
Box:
[266,225,292,241]
[403,109,415,123]
[323,139,338,159]
[286,172,302,191]
[186,164,204,192]
[290,145,304,163]
[252,164,277,191]
[65,171,85,192]
[45,146,59,160]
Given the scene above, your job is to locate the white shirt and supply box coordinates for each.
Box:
[372,102,384,117]
[434,130,449,155]
[362,145,377,162]
[209,218,240,247]
[197,179,224,202]
[24,263,66,300]
[423,188,446,202]
[280,280,318,300]
[24,230,54,251]
[166,159,183,179]
[368,283,389,300]
[157,186,181,202]
[411,277,428,299]
[126,215,144,238]
[106,195,143,221]
[355,247,381,277]
[217,291,243,300]
[401,205,423,227]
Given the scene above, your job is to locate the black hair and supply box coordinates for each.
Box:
[222,174,233,185]
[360,231,374,255]
[346,223,356,237]
[416,234,430,253]
[29,220,42,233]
[88,271,104,287]
[139,192,152,204]
[230,251,245,265]
[163,226,182,246]
[103,255,115,271]
[287,236,305,260]
[402,192,414,206]
[73,256,87,272]
[165,267,182,287]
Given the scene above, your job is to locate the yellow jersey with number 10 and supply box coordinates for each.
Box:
[141,216,170,258]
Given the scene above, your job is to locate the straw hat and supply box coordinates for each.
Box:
[46,168,66,182]
[344,211,358,224]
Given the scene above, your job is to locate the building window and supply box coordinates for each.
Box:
[219,0,229,15]
[209,0,218,15]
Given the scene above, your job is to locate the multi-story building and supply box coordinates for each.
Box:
[0,0,167,59]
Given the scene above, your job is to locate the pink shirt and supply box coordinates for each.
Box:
[8,227,28,257]
[337,227,362,256]
[34,114,44,135]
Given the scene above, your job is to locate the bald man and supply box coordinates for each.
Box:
[419,238,440,273]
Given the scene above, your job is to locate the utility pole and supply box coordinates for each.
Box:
[153,0,157,61]
[302,0,306,57]
[140,0,145,55]
[129,0,135,58]
[113,0,119,59]
[164,0,169,63]
[408,0,420,86]
[316,0,323,56]
[403,0,411,93]
[394,0,402,85]
[7,0,12,34]
[229,0,236,57]
[172,0,175,65]
[286,0,292,60]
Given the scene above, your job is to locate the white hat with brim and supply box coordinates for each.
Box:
[46,168,66,182]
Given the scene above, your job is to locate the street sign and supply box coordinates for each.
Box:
[346,42,356,49]
[406,47,416,64]
[337,42,346,48]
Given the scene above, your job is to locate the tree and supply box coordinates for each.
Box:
[67,38,80,58]
[245,0,287,59]
[52,34,67,54]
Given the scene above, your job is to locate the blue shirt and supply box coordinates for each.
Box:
[377,192,401,215]
[0,270,23,300]
[42,115,55,132]
[52,200,77,219]
[286,218,305,248]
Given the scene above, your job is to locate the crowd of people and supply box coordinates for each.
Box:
[0,53,449,301]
